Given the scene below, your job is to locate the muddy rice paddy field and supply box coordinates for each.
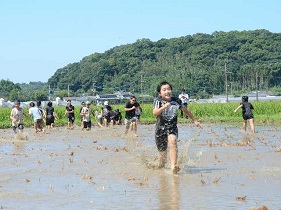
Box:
[0,124,281,209]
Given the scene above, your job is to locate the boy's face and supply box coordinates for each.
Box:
[14,103,20,109]
[159,84,172,100]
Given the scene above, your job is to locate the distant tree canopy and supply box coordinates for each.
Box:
[47,29,281,98]
[0,80,21,101]
[0,80,48,102]
[2,29,281,102]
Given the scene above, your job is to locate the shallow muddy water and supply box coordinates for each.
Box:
[0,124,281,209]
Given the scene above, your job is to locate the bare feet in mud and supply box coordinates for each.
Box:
[172,165,180,174]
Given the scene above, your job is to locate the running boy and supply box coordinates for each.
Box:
[29,102,45,134]
[153,81,201,174]
[10,100,28,134]
[45,101,58,129]
[234,95,255,133]
[124,96,138,136]
[65,99,75,129]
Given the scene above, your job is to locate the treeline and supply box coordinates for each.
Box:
[48,29,281,99]
[1,29,281,101]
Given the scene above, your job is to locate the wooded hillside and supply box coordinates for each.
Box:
[48,29,281,98]
[2,29,281,102]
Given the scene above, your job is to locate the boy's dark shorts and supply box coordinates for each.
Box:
[13,124,24,132]
[243,114,254,120]
[67,116,75,123]
[46,115,54,125]
[155,126,178,152]
[36,119,43,124]
[83,121,91,129]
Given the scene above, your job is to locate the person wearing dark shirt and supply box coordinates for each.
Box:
[113,109,122,125]
[124,96,138,136]
[65,99,75,129]
[234,95,255,133]
[153,81,201,174]
[45,101,57,129]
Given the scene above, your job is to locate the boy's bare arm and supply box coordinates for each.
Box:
[153,102,170,116]
[182,107,202,128]
[234,105,243,113]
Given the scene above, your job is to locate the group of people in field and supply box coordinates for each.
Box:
[10,81,255,174]
[64,96,142,137]
[10,95,143,135]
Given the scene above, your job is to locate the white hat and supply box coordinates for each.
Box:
[104,101,108,105]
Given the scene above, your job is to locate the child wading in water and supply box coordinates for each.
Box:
[153,81,202,174]
[234,95,255,133]
[10,100,29,134]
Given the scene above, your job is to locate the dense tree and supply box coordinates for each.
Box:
[4,30,281,101]
[0,80,21,101]
[46,29,281,99]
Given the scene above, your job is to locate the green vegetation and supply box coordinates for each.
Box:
[1,30,281,101]
[1,101,280,129]
[47,29,281,99]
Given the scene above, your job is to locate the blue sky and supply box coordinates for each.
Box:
[0,0,280,83]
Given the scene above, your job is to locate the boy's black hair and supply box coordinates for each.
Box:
[156,81,172,93]
[242,95,249,102]
[47,101,52,107]
[36,100,41,106]
[30,102,35,107]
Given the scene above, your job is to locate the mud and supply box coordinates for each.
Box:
[0,124,281,209]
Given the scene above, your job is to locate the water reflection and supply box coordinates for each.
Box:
[157,173,180,210]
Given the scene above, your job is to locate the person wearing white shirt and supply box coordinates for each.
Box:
[178,89,189,118]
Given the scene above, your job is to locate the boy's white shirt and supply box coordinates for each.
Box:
[29,107,42,121]
[179,93,189,104]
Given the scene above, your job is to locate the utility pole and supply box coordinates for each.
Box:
[93,81,96,96]
[140,70,143,104]
[256,70,259,101]
[49,85,51,101]
[225,61,228,102]
[68,84,70,98]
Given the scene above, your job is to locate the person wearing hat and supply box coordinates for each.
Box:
[101,101,113,127]
[80,101,93,130]
[10,100,29,134]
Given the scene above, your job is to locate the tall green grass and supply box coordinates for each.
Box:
[1,101,281,129]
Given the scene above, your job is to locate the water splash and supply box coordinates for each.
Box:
[14,132,28,141]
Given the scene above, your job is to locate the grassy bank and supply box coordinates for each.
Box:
[1,101,281,129]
